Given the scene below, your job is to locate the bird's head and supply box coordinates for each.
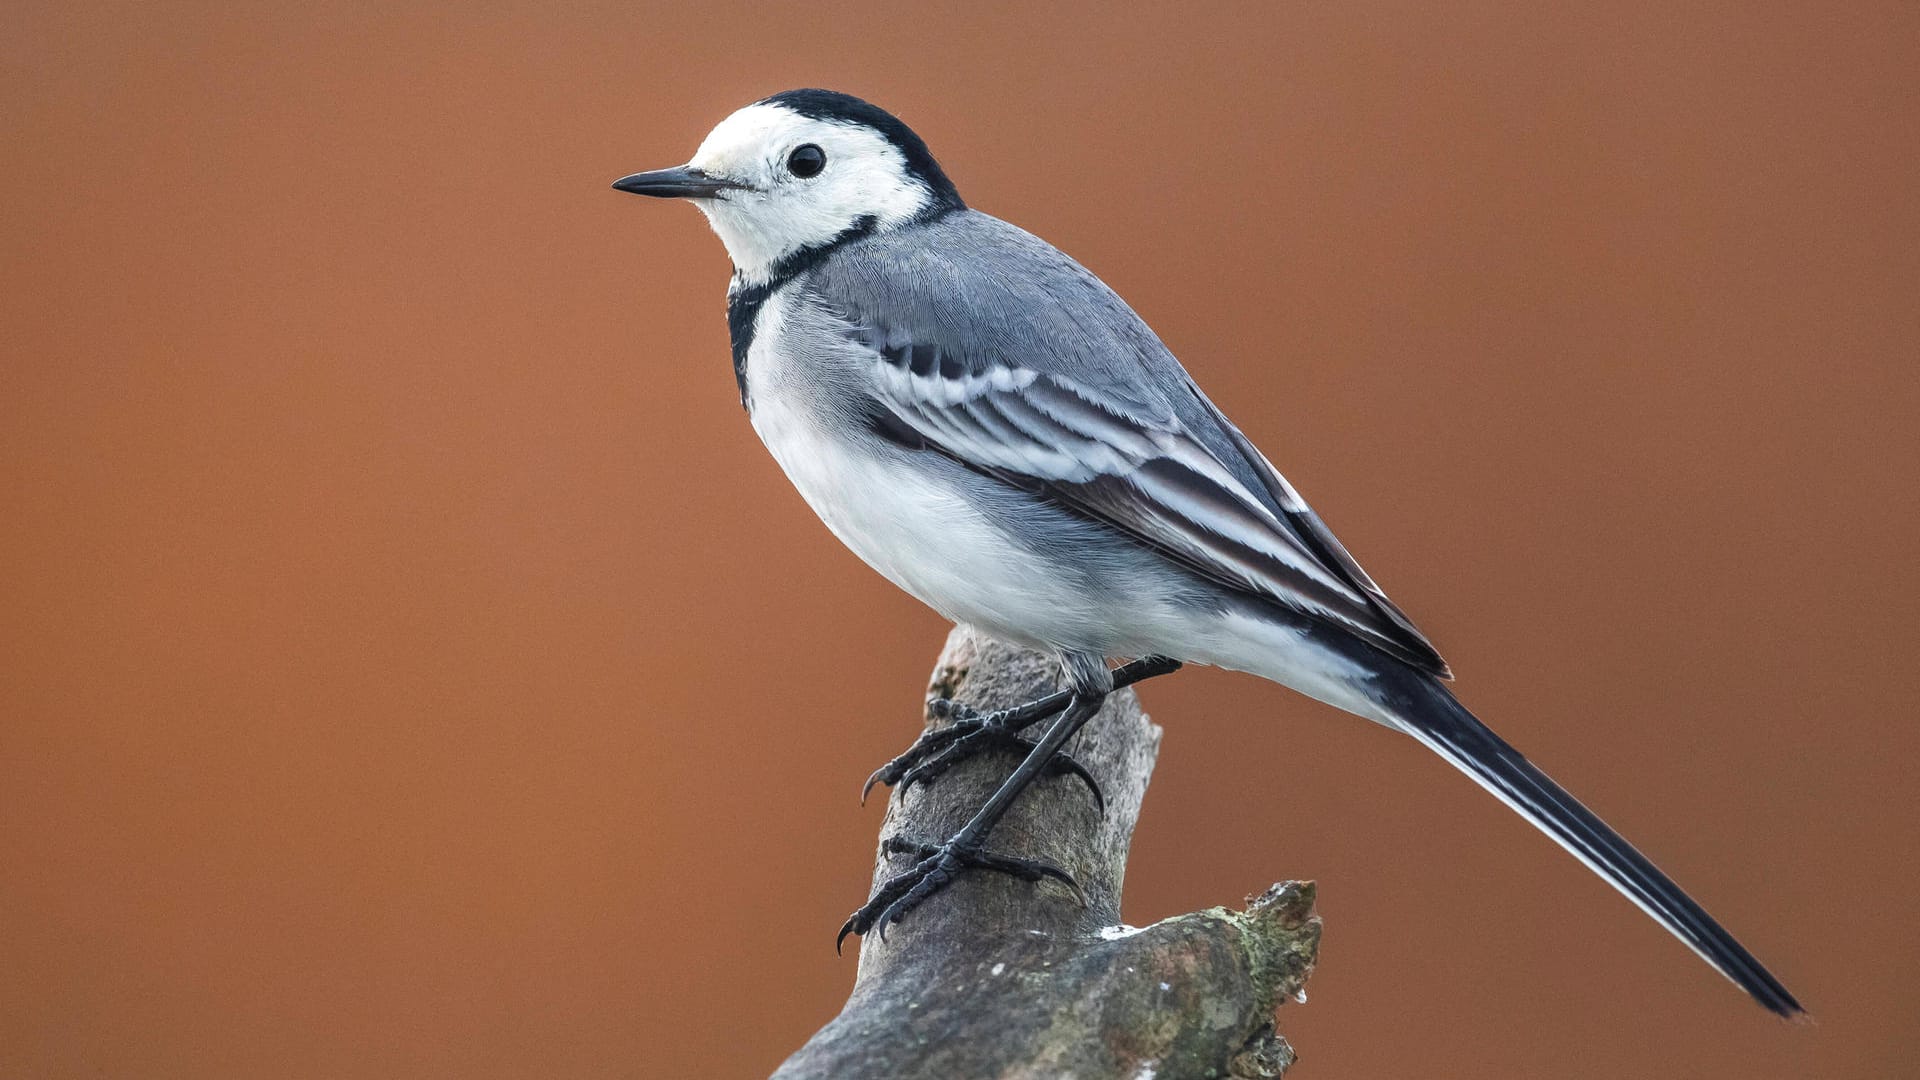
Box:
[613,89,964,287]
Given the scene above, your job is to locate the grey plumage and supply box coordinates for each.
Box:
[789,210,1448,677]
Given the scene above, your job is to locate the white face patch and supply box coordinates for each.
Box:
[679,102,935,285]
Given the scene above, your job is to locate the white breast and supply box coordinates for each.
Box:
[734,293,1399,723]
[741,294,1108,653]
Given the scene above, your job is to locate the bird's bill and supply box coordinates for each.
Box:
[610,165,743,199]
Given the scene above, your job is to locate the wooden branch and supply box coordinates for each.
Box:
[774,626,1321,1079]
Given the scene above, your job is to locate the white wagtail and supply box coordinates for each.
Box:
[612,89,1801,1017]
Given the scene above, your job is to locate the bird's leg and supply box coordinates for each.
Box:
[861,654,1181,810]
[838,690,1109,950]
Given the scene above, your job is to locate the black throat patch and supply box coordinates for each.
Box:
[725,213,879,409]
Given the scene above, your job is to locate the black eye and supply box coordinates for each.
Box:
[786,144,826,178]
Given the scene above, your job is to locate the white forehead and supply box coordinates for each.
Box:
[680,100,939,285]
[688,102,905,179]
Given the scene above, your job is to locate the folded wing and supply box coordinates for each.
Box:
[859,335,1450,677]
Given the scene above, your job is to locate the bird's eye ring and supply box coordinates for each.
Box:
[786,144,826,178]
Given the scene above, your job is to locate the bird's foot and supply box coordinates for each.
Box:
[861,697,1102,812]
[836,835,1084,951]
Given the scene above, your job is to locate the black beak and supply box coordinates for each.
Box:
[610,166,744,199]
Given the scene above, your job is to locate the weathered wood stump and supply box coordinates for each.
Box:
[774,626,1320,1079]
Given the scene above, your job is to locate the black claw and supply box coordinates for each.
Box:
[860,724,969,804]
[928,697,976,721]
[895,734,982,793]
[841,664,1189,951]
[875,659,1179,803]
[837,835,1084,949]
[868,710,1104,810]
[1045,753,1105,815]
[885,838,1088,907]
[891,729,1103,813]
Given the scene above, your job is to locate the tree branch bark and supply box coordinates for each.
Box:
[774,626,1321,1079]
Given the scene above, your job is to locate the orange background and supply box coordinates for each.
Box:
[4,3,1916,1076]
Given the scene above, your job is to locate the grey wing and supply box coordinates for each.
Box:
[852,332,1450,678]
[1190,382,1451,678]
[806,209,1449,677]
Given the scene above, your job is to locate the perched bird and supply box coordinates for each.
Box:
[612,89,1802,1017]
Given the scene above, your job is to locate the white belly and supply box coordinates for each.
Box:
[740,294,1109,650]
[748,388,1106,651]
[748,392,1391,721]
[734,292,1393,725]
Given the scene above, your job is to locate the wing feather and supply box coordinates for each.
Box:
[862,346,1449,675]
[796,209,1447,677]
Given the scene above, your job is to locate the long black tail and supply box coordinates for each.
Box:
[1382,675,1804,1018]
